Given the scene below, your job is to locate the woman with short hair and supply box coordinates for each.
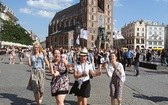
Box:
[101,52,126,105]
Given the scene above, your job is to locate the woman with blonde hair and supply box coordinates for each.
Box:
[26,43,49,105]
[100,52,125,105]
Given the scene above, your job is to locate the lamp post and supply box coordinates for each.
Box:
[98,34,102,49]
[0,24,2,48]
[0,26,1,40]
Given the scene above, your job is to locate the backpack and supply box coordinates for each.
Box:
[126,51,134,59]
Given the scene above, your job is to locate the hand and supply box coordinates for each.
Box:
[104,63,108,69]
[82,71,88,77]
[96,70,102,76]
[25,52,30,58]
[53,71,60,77]
[42,50,47,56]
[62,57,68,64]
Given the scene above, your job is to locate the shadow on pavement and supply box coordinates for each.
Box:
[1,62,10,64]
[64,100,77,105]
[145,70,168,74]
[26,70,31,72]
[1,62,25,65]
[126,69,134,72]
[133,93,168,102]
[0,93,33,105]
[126,74,135,76]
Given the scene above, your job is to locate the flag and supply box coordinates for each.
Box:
[113,31,118,40]
[83,30,88,40]
[113,31,124,40]
[80,29,88,40]
[117,31,125,39]
[76,35,80,45]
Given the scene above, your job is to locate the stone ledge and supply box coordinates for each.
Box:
[139,61,164,70]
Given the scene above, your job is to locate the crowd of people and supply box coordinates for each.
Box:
[24,44,126,105]
[2,46,27,64]
[1,43,168,105]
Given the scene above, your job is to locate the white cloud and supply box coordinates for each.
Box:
[155,0,168,2]
[113,19,117,26]
[113,19,118,31]
[36,10,55,18]
[26,0,73,10]
[20,0,74,18]
[114,0,123,7]
[19,8,32,14]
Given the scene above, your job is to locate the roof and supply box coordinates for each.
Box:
[50,26,75,36]
[51,3,81,22]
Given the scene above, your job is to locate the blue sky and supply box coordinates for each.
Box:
[1,0,168,41]
[114,0,168,30]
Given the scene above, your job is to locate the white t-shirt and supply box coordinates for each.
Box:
[74,62,93,82]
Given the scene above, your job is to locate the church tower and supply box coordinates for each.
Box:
[80,0,113,49]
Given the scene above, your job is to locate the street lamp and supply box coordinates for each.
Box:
[98,27,102,49]
[0,24,2,48]
[98,35,102,49]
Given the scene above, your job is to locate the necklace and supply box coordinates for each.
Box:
[81,63,86,72]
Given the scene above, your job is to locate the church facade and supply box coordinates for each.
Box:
[46,0,113,49]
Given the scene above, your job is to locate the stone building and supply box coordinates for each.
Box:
[120,20,165,50]
[0,1,18,22]
[165,25,168,50]
[146,21,165,49]
[121,20,146,50]
[0,1,18,47]
[46,0,113,49]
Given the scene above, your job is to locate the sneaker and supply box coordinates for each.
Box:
[39,99,42,104]
[136,75,140,77]
[39,96,43,104]
[134,69,136,72]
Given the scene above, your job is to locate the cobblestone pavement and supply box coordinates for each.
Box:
[0,55,168,105]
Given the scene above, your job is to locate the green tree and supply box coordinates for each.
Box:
[1,20,34,45]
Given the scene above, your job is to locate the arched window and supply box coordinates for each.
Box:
[91,35,94,41]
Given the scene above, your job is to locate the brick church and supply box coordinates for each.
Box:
[46,0,113,49]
